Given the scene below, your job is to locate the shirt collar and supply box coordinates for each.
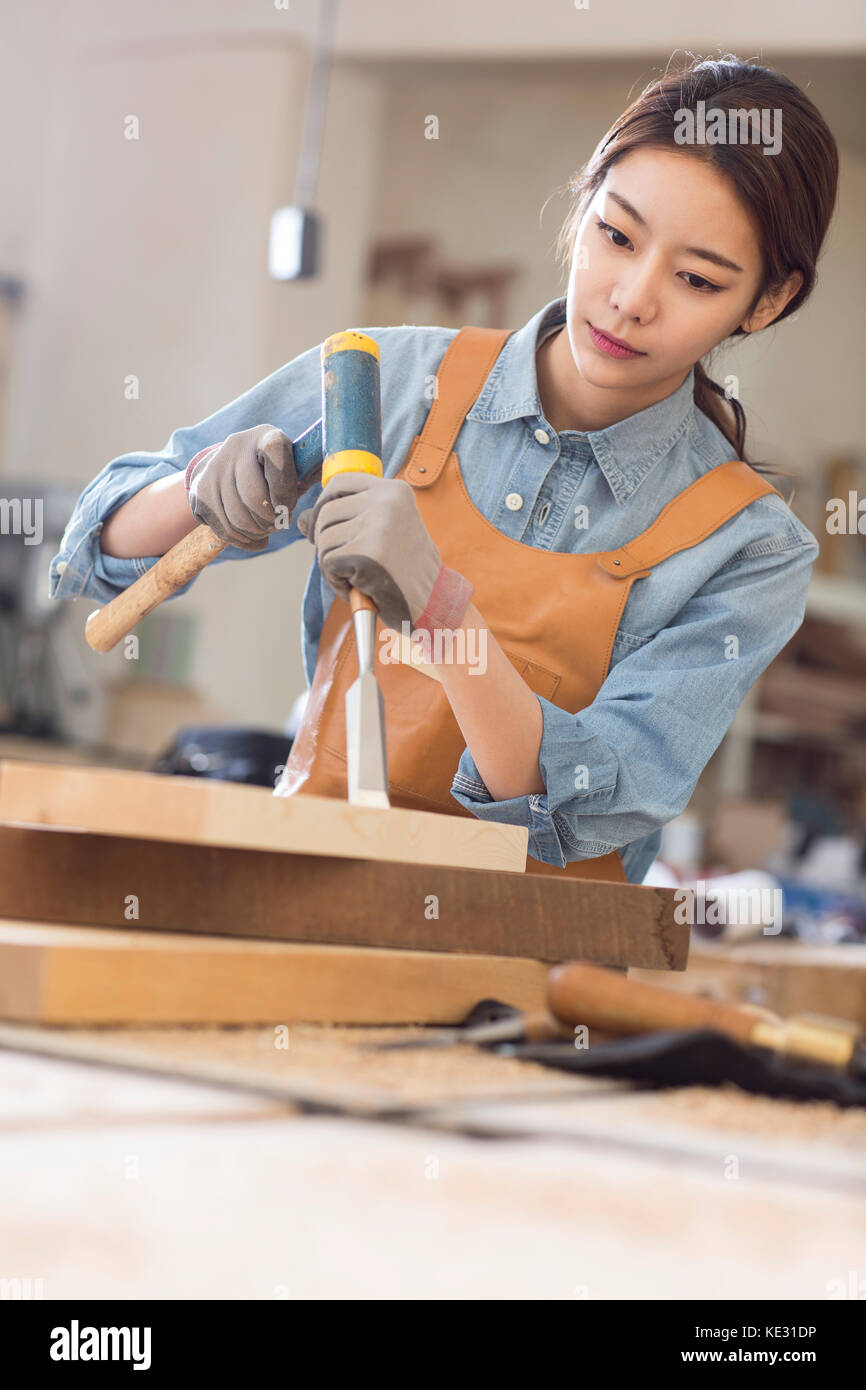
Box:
[467,296,698,505]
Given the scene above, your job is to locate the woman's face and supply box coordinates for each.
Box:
[565,146,783,396]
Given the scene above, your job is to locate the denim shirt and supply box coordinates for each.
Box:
[51,297,819,883]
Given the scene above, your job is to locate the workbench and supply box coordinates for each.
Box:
[3,1020,864,1300]
[1,757,863,1299]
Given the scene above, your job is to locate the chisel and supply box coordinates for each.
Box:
[371,962,866,1079]
[547,961,866,1074]
[319,330,389,810]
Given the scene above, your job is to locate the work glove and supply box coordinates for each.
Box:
[297,472,474,636]
[185,424,317,551]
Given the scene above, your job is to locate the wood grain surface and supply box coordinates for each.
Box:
[0,760,528,874]
[0,825,688,968]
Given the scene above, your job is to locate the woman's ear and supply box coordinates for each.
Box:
[741,269,805,333]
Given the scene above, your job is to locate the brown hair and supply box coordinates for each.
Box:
[555,54,839,483]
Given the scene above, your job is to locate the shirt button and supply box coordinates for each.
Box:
[534,428,550,445]
[55,561,68,575]
[505,493,523,511]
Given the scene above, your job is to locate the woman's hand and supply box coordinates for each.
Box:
[297,473,474,635]
[301,472,544,800]
[186,424,315,551]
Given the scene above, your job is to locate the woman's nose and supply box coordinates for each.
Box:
[609,257,661,323]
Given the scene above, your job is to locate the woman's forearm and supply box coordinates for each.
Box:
[100,471,198,558]
[432,602,546,801]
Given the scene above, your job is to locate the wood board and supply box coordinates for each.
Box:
[0,919,550,1024]
[0,825,688,969]
[0,760,527,874]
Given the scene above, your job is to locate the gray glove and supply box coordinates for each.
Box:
[186,424,317,551]
[297,472,474,635]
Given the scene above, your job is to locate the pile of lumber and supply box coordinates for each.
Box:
[0,760,686,1025]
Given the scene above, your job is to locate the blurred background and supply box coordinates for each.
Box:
[1,0,865,940]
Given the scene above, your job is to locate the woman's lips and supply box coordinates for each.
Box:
[588,323,645,359]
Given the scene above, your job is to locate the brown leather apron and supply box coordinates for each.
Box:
[278,326,780,882]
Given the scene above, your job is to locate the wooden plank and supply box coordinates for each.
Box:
[0,760,527,874]
[0,825,688,969]
[0,919,550,1024]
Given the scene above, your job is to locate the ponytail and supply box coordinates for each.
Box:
[694,360,795,501]
[694,360,746,459]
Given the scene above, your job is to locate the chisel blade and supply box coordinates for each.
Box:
[345,667,389,809]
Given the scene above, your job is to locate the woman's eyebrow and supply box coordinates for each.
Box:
[605,190,744,273]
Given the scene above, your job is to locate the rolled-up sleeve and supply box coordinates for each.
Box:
[49,341,324,603]
[451,533,818,866]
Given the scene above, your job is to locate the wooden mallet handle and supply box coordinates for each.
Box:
[85,523,227,653]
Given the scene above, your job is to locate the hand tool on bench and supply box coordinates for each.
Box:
[83,330,389,809]
[545,961,866,1076]
[483,961,866,1105]
[371,964,866,1104]
[383,963,861,1074]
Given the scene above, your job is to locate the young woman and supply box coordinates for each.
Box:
[52,56,838,885]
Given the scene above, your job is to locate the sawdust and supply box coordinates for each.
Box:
[51,1023,866,1148]
[62,1022,612,1107]
[643,1082,866,1146]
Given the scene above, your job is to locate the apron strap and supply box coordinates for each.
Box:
[403,324,782,574]
[597,460,784,579]
[405,326,512,488]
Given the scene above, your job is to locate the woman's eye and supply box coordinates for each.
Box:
[596,217,723,292]
[680,272,722,293]
[597,218,631,249]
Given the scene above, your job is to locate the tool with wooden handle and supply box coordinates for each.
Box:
[85,525,225,654]
[84,417,325,654]
[547,961,866,1074]
[319,330,389,810]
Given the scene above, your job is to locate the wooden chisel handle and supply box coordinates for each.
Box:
[349,589,378,618]
[546,961,775,1045]
[85,523,227,652]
